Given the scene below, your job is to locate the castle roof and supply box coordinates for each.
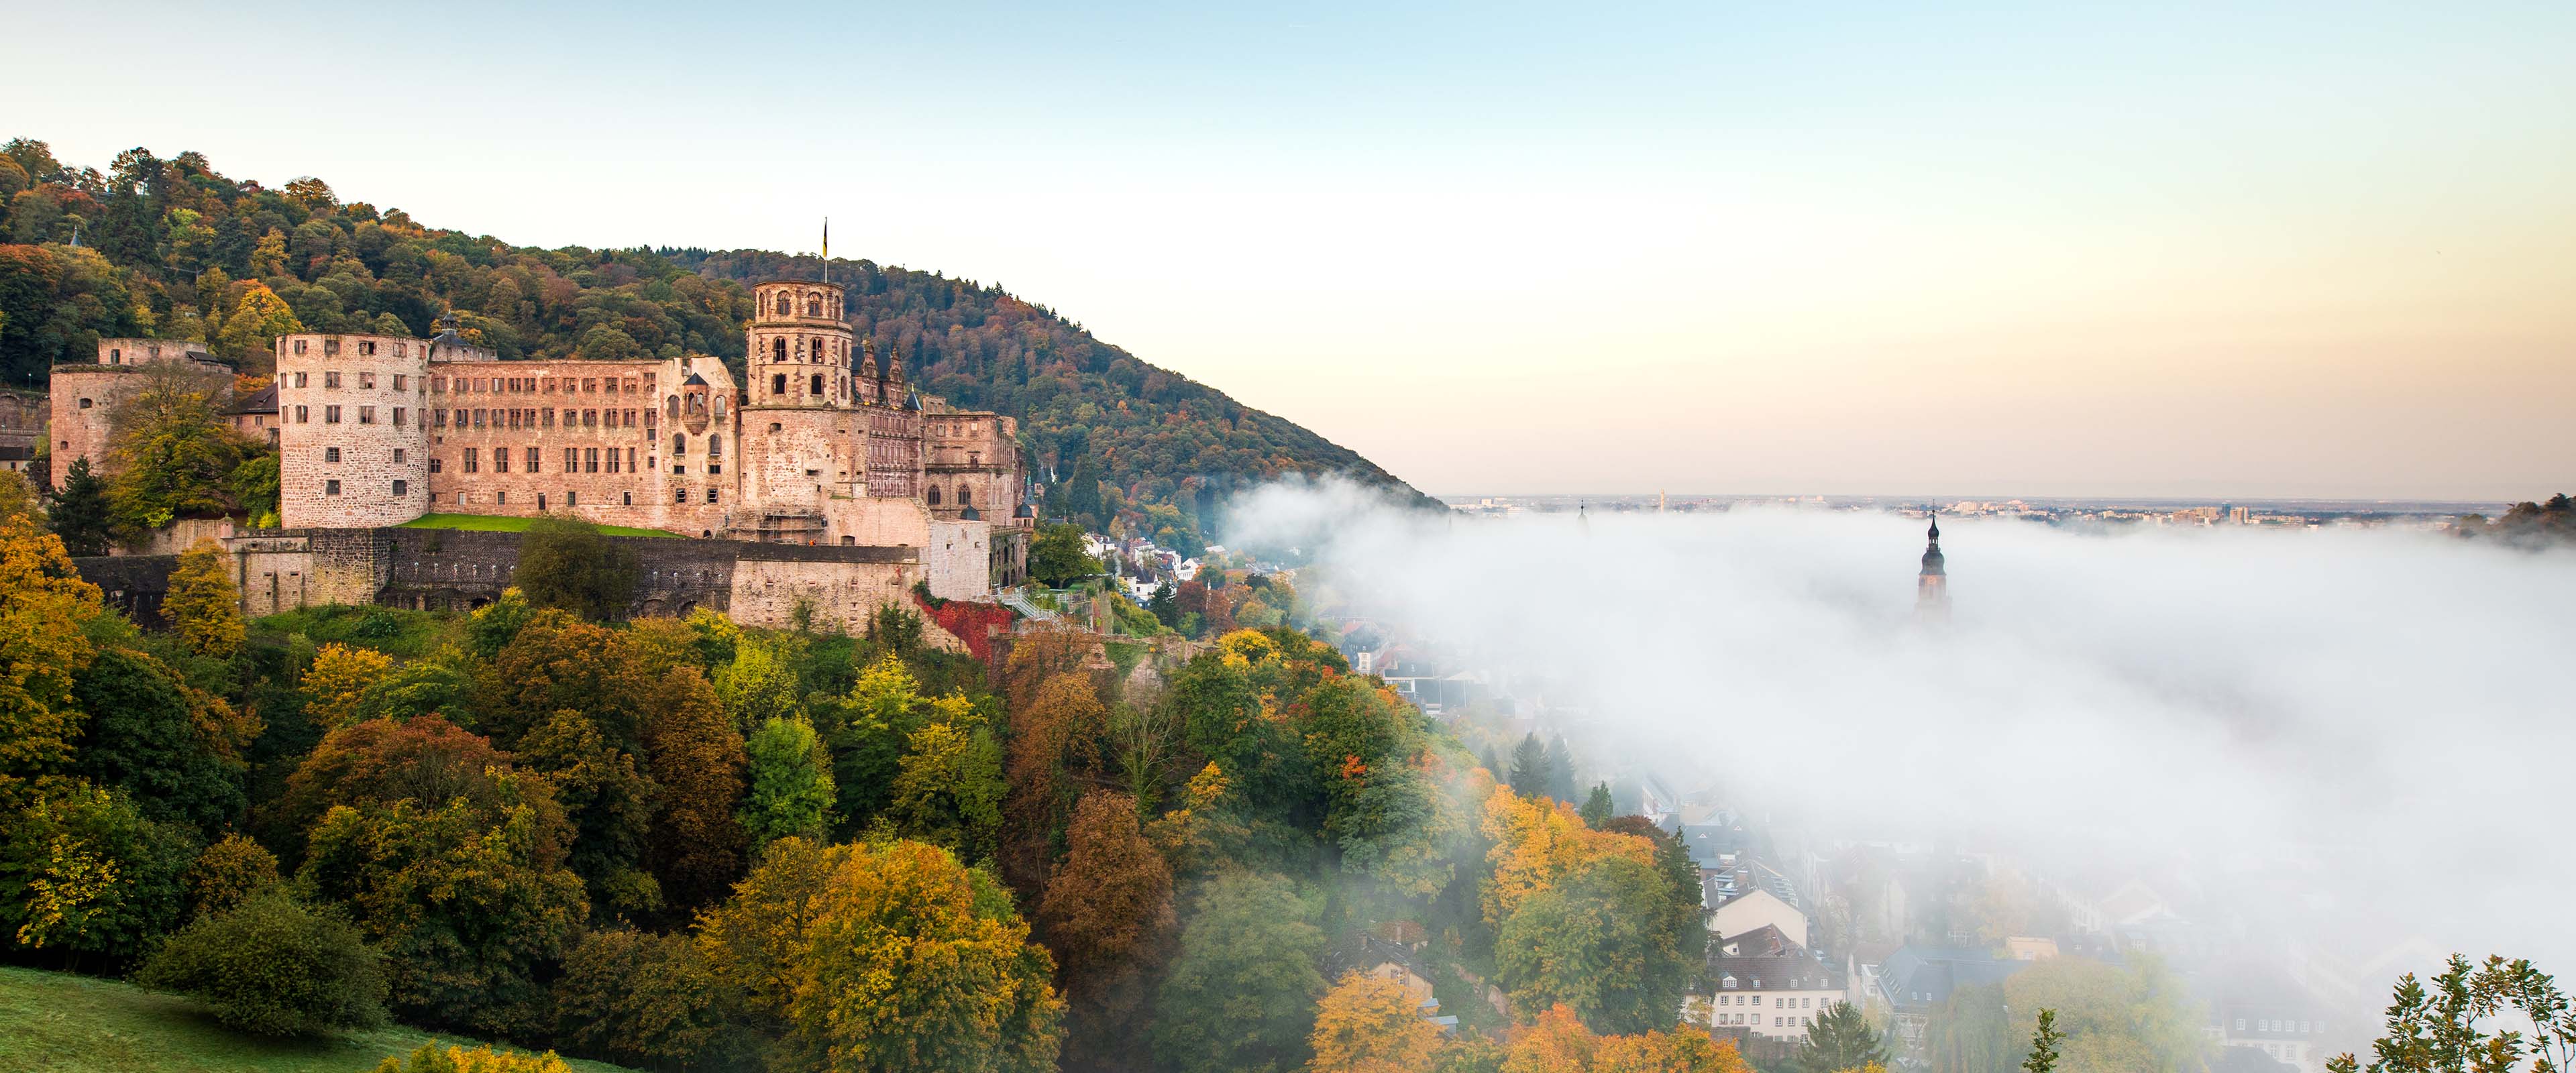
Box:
[682,372,708,387]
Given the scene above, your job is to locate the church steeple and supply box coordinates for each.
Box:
[1917,511,1949,621]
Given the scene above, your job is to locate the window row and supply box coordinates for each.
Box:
[290,404,403,425]
[319,479,407,496]
[286,371,410,390]
[317,447,408,465]
[289,339,413,358]
[766,336,845,362]
[434,407,653,431]
[441,446,647,475]
[433,374,647,396]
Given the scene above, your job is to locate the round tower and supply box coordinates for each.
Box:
[741,280,857,541]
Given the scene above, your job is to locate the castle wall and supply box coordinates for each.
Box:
[71,553,178,626]
[926,519,991,602]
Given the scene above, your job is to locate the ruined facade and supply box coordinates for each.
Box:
[47,338,229,479]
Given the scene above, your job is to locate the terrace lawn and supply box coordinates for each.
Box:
[395,513,677,538]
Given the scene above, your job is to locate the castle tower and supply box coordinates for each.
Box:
[276,332,433,528]
[1917,513,1949,622]
[739,280,858,541]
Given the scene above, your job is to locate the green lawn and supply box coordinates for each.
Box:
[252,605,455,660]
[395,514,677,538]
[0,966,637,1073]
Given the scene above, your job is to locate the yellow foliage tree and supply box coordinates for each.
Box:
[0,516,104,811]
[371,1043,574,1073]
[164,539,244,659]
[216,280,301,362]
[1480,785,1656,928]
[303,643,395,728]
[1310,970,1442,1073]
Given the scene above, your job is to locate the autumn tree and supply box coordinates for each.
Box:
[739,716,833,848]
[1037,791,1176,1072]
[2327,955,2576,1073]
[0,516,103,811]
[698,837,1065,1073]
[182,832,280,920]
[0,783,195,963]
[133,890,387,1035]
[714,632,804,732]
[1004,670,1110,892]
[1310,970,1444,1073]
[164,539,244,659]
[1151,870,1328,1073]
[301,642,394,728]
[515,708,659,915]
[267,714,560,865]
[639,666,746,912]
[105,363,259,533]
[550,927,743,1070]
[512,516,637,621]
[470,608,652,748]
[215,280,300,361]
[890,711,1006,862]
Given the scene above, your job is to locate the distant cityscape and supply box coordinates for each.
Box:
[1437,493,2500,530]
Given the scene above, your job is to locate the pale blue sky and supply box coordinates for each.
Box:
[9,1,2572,498]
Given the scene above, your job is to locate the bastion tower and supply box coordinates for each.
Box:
[275,331,445,528]
[739,280,861,541]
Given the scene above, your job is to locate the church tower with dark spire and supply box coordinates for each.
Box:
[1917,512,1949,621]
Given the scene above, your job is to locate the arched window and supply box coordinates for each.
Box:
[810,374,824,396]
[708,435,722,457]
[806,296,822,317]
[775,294,791,316]
[672,433,686,455]
[772,337,786,361]
[959,485,971,506]
[927,485,941,506]
[665,394,679,417]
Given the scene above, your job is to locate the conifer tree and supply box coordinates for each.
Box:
[47,457,115,557]
[1580,783,1615,828]
[1796,1001,1889,1073]
[1546,733,1579,803]
[1509,733,1551,799]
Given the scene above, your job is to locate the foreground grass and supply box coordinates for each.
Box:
[396,514,676,538]
[0,966,636,1073]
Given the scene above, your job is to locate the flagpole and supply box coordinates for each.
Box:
[821,217,830,286]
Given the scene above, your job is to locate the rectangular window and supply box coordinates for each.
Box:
[294,405,309,423]
[568,491,578,506]
[606,448,619,474]
[293,372,309,388]
[584,447,598,473]
[564,447,578,473]
[358,372,375,389]
[494,449,509,473]
[325,479,341,495]
[432,376,445,393]
[496,491,506,505]
[584,409,597,427]
[626,447,635,471]
[324,447,341,463]
[392,479,408,496]
[323,371,341,388]
[474,409,487,429]
[435,408,447,428]
[525,447,540,472]
[358,405,375,425]
[430,457,443,473]
[676,487,689,504]
[293,339,308,355]
[464,448,480,473]
[706,488,719,504]
[324,405,341,424]
[393,374,407,390]
[392,406,406,427]
[584,378,597,392]
[393,448,406,463]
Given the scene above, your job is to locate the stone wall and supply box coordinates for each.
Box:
[72,553,179,626]
[926,518,991,602]
[274,333,432,528]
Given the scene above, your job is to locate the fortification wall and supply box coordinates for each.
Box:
[73,553,178,626]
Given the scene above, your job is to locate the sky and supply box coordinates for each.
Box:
[7,1,2571,500]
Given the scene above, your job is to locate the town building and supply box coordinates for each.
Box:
[1697,924,1852,1040]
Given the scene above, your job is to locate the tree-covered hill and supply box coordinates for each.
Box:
[0,138,1425,550]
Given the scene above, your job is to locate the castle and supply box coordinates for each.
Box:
[49,278,1034,619]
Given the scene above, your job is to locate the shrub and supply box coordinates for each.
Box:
[372,1044,575,1073]
[133,890,387,1035]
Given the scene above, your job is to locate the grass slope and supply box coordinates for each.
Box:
[0,966,636,1073]
[395,514,676,538]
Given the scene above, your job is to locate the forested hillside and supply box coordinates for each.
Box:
[0,138,1424,550]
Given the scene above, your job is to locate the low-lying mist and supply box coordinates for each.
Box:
[1229,479,2576,969]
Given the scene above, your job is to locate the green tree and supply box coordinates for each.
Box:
[1509,732,1552,799]
[0,783,195,963]
[1495,852,1691,1033]
[71,645,246,830]
[550,927,743,1070]
[1152,871,1328,1073]
[640,666,747,913]
[511,516,637,621]
[1028,522,1102,588]
[890,716,1005,862]
[133,890,387,1036]
[105,365,258,534]
[46,457,113,557]
[2023,1009,2063,1073]
[739,716,834,848]
[1544,734,1578,803]
[2328,955,2576,1073]
[1799,1001,1890,1073]
[1930,982,2015,1073]
[1579,783,1614,828]
[164,539,245,659]
[714,633,804,732]
[1148,581,1178,626]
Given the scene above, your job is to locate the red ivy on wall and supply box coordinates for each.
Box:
[912,591,1018,663]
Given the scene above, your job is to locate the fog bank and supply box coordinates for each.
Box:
[1230,479,2576,965]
